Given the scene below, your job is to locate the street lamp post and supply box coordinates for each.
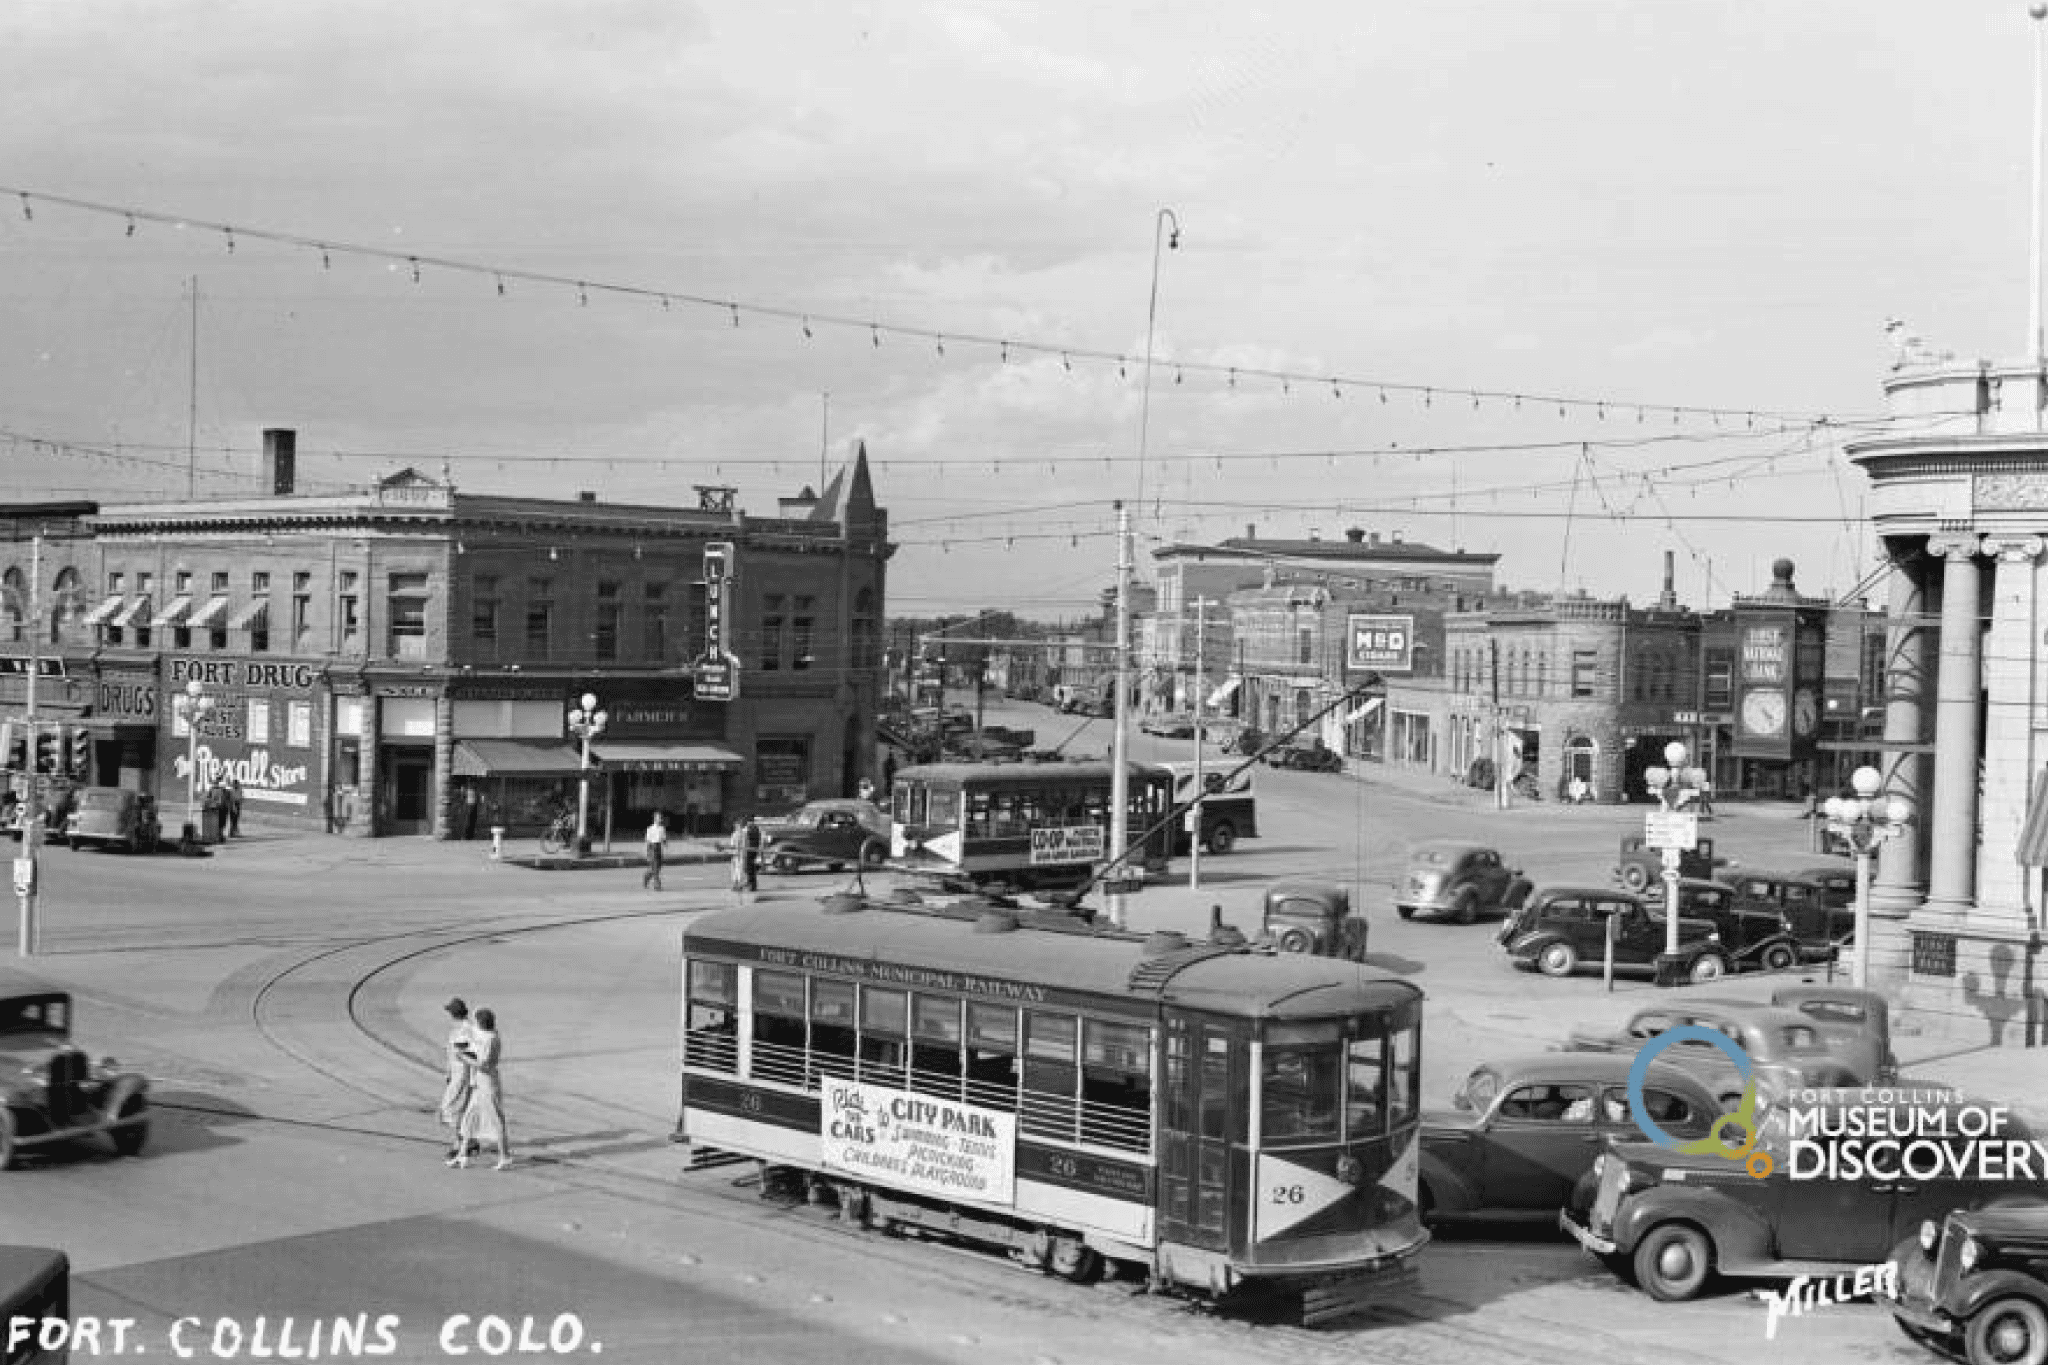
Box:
[174,678,216,847]
[1643,740,1708,958]
[567,692,608,858]
[1823,766,1912,988]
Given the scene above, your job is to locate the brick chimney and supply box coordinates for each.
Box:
[262,428,296,495]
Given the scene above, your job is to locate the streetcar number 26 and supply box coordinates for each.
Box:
[1268,1184,1305,1204]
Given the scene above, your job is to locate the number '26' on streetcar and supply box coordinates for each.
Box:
[678,895,1426,1302]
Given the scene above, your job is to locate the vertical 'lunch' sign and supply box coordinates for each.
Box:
[695,541,740,702]
[820,1079,1017,1203]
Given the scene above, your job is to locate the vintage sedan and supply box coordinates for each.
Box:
[0,986,150,1168]
[1559,997,1869,1105]
[1258,879,1370,961]
[1419,1053,1721,1224]
[1499,884,1721,980]
[1726,870,1851,959]
[1394,840,1531,925]
[1888,1204,2048,1365]
[1615,834,1721,893]
[1771,982,1898,1085]
[65,786,162,855]
[1565,1092,2036,1301]
[1655,879,1805,979]
[759,799,891,873]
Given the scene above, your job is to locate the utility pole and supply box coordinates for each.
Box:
[187,276,200,500]
[15,535,42,956]
[1490,636,1509,810]
[1189,596,1209,889]
[1107,501,1133,928]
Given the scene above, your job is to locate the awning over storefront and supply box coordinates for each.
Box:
[592,742,745,772]
[152,595,193,628]
[81,596,125,626]
[228,600,269,630]
[450,739,584,778]
[2018,770,2048,867]
[187,595,231,628]
[110,597,152,629]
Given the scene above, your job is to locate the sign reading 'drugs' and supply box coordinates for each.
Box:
[821,1079,1016,1203]
[1029,824,1105,865]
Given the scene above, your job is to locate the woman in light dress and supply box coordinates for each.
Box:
[449,1007,511,1170]
[439,998,474,1157]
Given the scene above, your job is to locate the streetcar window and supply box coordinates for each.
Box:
[894,784,920,824]
[1081,1020,1152,1153]
[965,791,992,838]
[1344,1034,1386,1139]
[751,971,808,1087]
[859,987,908,1087]
[683,960,738,1074]
[1022,1013,1079,1141]
[1387,1023,1418,1128]
[928,787,961,828]
[1164,1027,1192,1133]
[966,1004,1019,1110]
[811,980,858,1083]
[1199,1034,1230,1140]
[911,995,965,1098]
[1264,1046,1341,1144]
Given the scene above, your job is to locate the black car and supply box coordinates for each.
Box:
[1498,885,1722,980]
[1726,870,1851,959]
[1614,833,1720,892]
[1657,878,1804,978]
[1889,1204,2048,1365]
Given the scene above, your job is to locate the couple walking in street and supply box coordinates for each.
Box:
[440,998,511,1170]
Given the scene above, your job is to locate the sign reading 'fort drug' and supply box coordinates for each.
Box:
[820,1079,1016,1203]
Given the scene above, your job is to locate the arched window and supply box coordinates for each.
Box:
[48,567,79,643]
[1,567,21,643]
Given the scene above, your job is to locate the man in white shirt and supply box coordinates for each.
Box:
[643,811,669,891]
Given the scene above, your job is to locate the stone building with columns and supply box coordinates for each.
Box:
[1847,361,2048,1043]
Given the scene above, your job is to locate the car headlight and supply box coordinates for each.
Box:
[1959,1237,1981,1271]
[1919,1219,1939,1253]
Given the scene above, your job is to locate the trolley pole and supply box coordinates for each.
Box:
[1106,501,1133,928]
[15,534,42,957]
[1189,597,1208,890]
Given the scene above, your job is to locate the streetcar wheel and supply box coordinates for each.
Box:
[1969,1297,2048,1365]
[1761,943,1798,972]
[1622,864,1650,893]
[1633,1223,1714,1302]
[1538,942,1579,978]
[1049,1236,1102,1284]
[1206,823,1236,856]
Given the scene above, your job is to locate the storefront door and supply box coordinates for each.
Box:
[384,750,433,835]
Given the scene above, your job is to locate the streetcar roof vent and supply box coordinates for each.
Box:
[819,892,866,915]
[1142,930,1190,955]
[972,910,1020,934]
[1127,943,1248,995]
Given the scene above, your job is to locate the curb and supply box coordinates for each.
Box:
[499,845,731,871]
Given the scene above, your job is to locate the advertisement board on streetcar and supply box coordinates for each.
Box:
[1028,824,1105,865]
[820,1079,1016,1204]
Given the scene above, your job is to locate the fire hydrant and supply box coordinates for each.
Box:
[490,826,505,860]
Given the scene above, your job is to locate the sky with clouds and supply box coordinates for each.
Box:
[0,1,2036,617]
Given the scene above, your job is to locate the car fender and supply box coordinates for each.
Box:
[1608,1185,1773,1267]
[1952,1268,2048,1321]
[1417,1146,1483,1216]
[1507,930,1567,958]
[104,1075,149,1115]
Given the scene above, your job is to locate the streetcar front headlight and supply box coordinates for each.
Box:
[1918,1219,1939,1254]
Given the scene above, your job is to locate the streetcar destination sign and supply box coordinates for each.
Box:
[821,1079,1016,1203]
[1028,824,1105,865]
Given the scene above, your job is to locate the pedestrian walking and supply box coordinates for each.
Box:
[643,810,669,891]
[439,998,477,1157]
[450,1007,511,1170]
[741,817,763,892]
[729,819,749,894]
[461,783,482,840]
[226,779,244,837]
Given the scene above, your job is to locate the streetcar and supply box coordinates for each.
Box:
[887,760,1177,890]
[678,894,1427,1318]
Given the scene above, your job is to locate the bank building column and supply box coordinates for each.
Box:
[1869,541,1931,981]
[1977,536,2045,918]
[1921,531,1986,922]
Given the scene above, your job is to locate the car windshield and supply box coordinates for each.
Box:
[1414,849,1449,865]
[0,997,68,1036]
[784,808,827,828]
[1795,1001,1868,1025]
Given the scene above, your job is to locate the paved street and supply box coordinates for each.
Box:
[4,714,2035,1364]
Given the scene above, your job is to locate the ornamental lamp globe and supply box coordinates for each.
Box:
[1663,741,1688,767]
[1851,766,1883,800]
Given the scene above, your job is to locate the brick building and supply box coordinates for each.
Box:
[0,430,891,840]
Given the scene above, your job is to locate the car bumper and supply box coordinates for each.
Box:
[1559,1210,1616,1256]
[1884,1296,1957,1338]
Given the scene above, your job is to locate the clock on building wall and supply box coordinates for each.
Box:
[1791,687,1820,739]
[1740,687,1786,738]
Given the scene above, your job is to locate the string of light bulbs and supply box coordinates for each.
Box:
[0,183,1936,430]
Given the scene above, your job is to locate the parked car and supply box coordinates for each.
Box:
[1565,1093,2040,1302]
[1888,1204,2048,1365]
[1259,880,1370,961]
[1559,997,1869,1105]
[64,787,162,855]
[1140,712,1198,739]
[1264,739,1343,773]
[5,785,74,847]
[1394,841,1532,924]
[758,799,891,873]
[1498,885,1722,980]
[1419,1053,1721,1225]
[1155,761,1257,856]
[1770,981,1898,1084]
[0,985,150,1168]
[1725,870,1851,960]
[1614,834,1720,892]
[1655,879,1804,978]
